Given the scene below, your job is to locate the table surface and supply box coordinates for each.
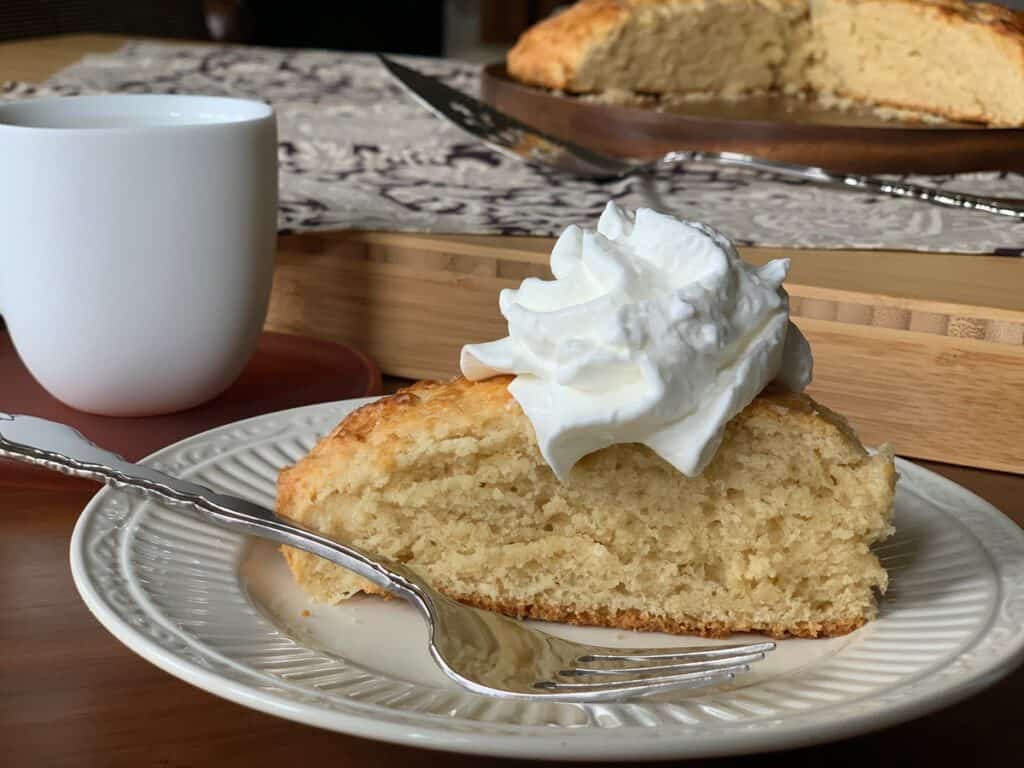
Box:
[3,33,1024,768]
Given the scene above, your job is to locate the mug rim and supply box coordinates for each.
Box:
[0,93,274,133]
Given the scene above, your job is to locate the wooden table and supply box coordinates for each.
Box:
[3,34,1024,767]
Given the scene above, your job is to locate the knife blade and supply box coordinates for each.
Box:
[376,54,624,177]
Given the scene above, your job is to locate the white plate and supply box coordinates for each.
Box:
[70,399,1024,761]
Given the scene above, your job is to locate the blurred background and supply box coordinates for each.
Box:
[2,0,1021,58]
[0,1,570,59]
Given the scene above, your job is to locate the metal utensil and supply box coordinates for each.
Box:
[379,54,1024,220]
[0,413,773,702]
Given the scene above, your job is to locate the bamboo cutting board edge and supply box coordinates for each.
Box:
[280,231,1024,313]
[269,232,1024,353]
[797,317,1024,473]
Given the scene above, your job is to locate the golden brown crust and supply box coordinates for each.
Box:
[871,0,1024,36]
[277,378,511,511]
[825,86,1017,127]
[303,375,865,458]
[277,374,873,516]
[308,375,853,452]
[507,1,631,90]
[285,551,866,638]
[445,590,867,639]
[277,378,508,526]
[277,374,885,519]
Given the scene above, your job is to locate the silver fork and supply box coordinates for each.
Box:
[379,54,1024,220]
[0,413,773,702]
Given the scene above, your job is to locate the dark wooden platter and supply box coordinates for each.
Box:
[480,63,1024,174]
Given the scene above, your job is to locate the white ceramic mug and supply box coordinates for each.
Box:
[0,94,278,416]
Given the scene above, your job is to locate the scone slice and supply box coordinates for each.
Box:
[278,377,895,638]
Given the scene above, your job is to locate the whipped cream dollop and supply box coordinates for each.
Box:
[460,202,813,482]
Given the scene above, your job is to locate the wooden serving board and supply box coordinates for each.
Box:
[266,230,1024,475]
[480,63,1024,174]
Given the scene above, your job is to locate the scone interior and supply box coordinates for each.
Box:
[807,0,1024,126]
[562,0,810,97]
[278,376,895,639]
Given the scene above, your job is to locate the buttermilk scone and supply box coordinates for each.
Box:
[278,377,894,638]
[277,202,896,639]
[507,0,1024,126]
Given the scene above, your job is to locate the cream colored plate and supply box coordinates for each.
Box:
[70,398,1024,760]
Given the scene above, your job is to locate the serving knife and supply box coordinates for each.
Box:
[378,54,1024,220]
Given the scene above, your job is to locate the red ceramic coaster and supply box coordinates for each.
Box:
[1,331,382,489]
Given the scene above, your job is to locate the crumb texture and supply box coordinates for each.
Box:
[278,377,896,638]
[506,0,1024,126]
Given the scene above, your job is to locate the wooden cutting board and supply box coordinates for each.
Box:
[481,63,1024,174]
[0,331,381,489]
[265,230,1024,475]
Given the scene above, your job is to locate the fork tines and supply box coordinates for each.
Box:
[536,640,775,699]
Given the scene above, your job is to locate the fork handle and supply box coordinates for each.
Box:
[662,150,1024,219]
[0,413,433,608]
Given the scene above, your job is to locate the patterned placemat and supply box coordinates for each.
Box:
[4,40,1022,254]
